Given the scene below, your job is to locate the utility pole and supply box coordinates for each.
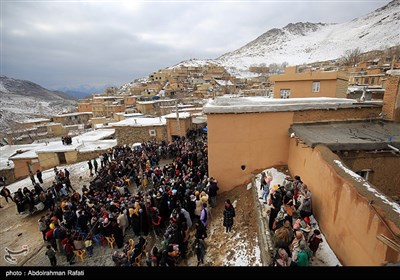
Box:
[175,100,181,138]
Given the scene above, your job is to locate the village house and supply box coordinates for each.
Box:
[0,129,116,180]
[164,112,192,142]
[91,95,126,118]
[110,117,167,145]
[51,112,93,126]
[15,118,51,130]
[269,66,349,99]
[77,98,93,112]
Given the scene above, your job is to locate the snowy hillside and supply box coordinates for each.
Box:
[172,0,399,77]
[217,0,400,73]
[0,76,77,131]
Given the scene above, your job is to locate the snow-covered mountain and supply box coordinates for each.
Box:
[0,76,77,131]
[174,0,400,76]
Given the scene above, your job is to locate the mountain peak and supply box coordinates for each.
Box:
[376,0,400,13]
[216,0,399,75]
[282,22,327,36]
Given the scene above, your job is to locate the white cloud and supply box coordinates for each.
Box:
[1,0,392,90]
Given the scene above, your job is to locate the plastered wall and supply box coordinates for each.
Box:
[287,139,400,266]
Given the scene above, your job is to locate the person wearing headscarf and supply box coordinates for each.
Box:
[223,199,235,233]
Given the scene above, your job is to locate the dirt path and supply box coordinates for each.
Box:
[183,184,262,266]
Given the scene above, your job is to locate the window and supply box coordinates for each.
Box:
[312,81,320,93]
[280,89,291,99]
[356,169,372,180]
[149,129,156,136]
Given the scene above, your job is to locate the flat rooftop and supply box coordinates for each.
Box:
[203,96,382,114]
[290,120,400,151]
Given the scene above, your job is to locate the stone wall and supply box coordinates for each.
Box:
[115,126,167,145]
[0,168,16,184]
[293,107,381,123]
[383,76,400,122]
[338,150,400,198]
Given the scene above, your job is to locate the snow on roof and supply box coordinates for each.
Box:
[18,118,51,124]
[78,140,117,153]
[90,117,107,120]
[192,116,207,124]
[33,130,114,153]
[93,96,123,99]
[137,99,175,105]
[35,141,82,153]
[159,104,194,109]
[0,143,47,170]
[163,112,191,119]
[54,112,93,117]
[73,129,115,142]
[386,69,400,76]
[347,86,385,93]
[9,150,38,159]
[334,160,400,215]
[179,107,203,111]
[215,79,234,86]
[204,96,382,114]
[115,113,144,117]
[110,117,166,127]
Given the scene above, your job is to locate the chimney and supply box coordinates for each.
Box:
[382,74,400,122]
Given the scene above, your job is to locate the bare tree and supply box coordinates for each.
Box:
[340,48,362,67]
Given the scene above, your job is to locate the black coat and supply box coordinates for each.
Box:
[223,206,235,228]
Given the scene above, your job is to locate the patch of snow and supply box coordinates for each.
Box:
[246,182,252,190]
[363,182,400,215]
[223,234,262,266]
[0,81,9,93]
[78,140,117,153]
[334,160,363,182]
[74,129,115,142]
[309,216,341,266]
[5,160,89,194]
[110,117,166,127]
[163,112,191,119]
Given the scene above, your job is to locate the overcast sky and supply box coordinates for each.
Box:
[1,0,391,91]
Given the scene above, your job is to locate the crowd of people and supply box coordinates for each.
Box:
[7,128,225,266]
[260,174,323,266]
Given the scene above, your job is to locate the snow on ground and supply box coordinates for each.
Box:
[309,216,341,266]
[6,160,89,194]
[193,180,262,267]
[223,233,262,266]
